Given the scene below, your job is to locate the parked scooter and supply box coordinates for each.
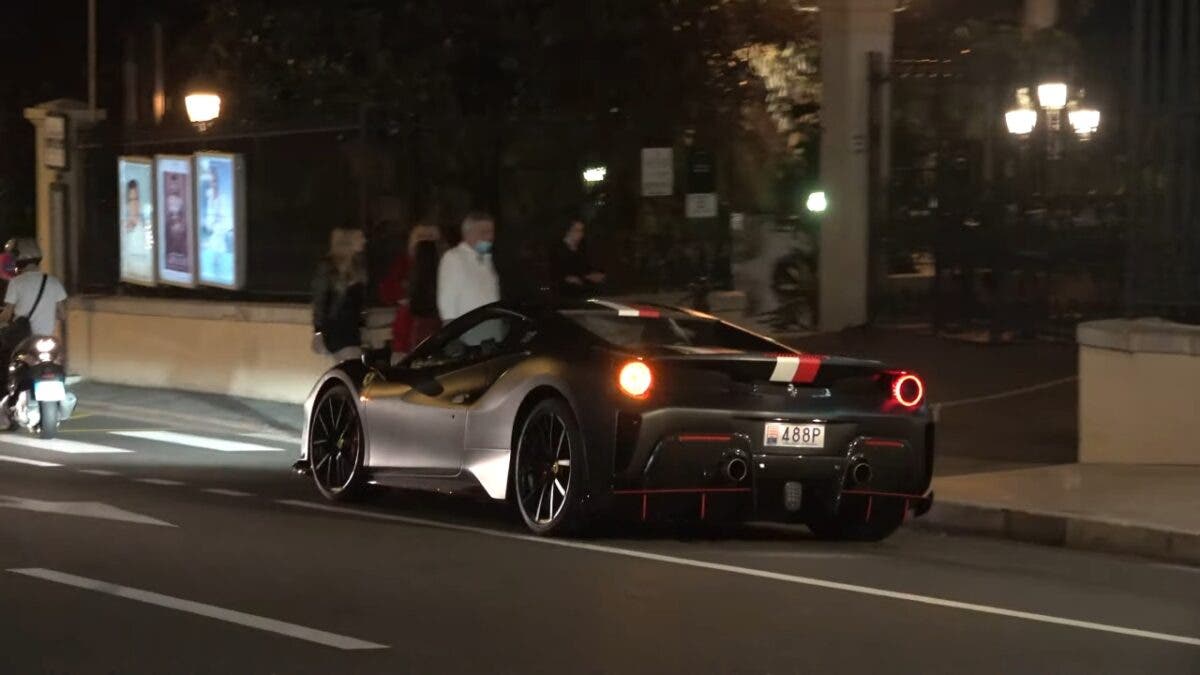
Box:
[2,335,76,439]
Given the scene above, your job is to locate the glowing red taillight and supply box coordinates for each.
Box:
[618,360,653,399]
[891,373,925,408]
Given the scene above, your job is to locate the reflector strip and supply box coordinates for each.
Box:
[677,434,733,442]
[864,439,905,448]
[769,354,823,383]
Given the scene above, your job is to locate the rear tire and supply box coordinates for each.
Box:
[37,402,59,440]
[513,398,585,536]
[308,384,368,502]
[805,496,905,542]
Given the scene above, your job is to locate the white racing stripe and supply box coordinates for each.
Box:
[0,454,61,468]
[111,431,284,453]
[278,499,1200,649]
[7,568,388,651]
[769,356,800,382]
[0,436,133,454]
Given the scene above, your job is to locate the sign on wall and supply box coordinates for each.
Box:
[44,115,68,170]
[155,155,197,287]
[117,157,156,285]
[194,152,246,289]
[641,147,673,197]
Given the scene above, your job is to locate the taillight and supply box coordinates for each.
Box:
[618,361,653,399]
[892,373,925,408]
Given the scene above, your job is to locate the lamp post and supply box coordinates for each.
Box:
[1004,83,1100,197]
[185,92,221,132]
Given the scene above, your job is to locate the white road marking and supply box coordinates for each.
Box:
[7,568,388,651]
[78,469,120,477]
[112,430,284,452]
[135,478,185,487]
[0,454,61,468]
[0,436,132,454]
[934,376,1078,411]
[0,495,175,527]
[279,499,1200,649]
[202,488,254,498]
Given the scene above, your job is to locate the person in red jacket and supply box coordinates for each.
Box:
[379,223,443,355]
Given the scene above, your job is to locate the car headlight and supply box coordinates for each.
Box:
[35,338,57,353]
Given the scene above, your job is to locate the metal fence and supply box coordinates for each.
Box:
[1127,0,1200,322]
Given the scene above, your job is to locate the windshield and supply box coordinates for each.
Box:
[563,311,784,354]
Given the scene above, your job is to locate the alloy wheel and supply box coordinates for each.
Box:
[309,388,362,495]
[516,409,573,526]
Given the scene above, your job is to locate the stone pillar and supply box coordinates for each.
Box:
[817,0,894,331]
[23,99,106,285]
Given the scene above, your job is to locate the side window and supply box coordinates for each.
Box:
[408,312,531,370]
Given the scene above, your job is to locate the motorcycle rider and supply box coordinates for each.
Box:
[0,238,68,364]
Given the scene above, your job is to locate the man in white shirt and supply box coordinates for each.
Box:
[437,211,500,321]
[0,238,67,338]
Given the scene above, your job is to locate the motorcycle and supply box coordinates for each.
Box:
[2,335,76,439]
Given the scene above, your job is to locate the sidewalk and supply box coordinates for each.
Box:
[921,464,1200,565]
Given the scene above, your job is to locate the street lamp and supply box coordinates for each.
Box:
[805,190,827,214]
[1004,108,1037,136]
[582,165,607,184]
[1068,108,1100,139]
[1035,82,1068,111]
[185,91,221,131]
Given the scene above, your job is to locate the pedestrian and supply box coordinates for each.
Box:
[550,218,606,298]
[437,211,499,321]
[312,227,367,362]
[379,222,442,355]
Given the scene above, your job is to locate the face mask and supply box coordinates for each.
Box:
[473,240,493,255]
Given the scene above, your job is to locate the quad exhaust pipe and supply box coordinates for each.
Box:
[850,461,872,486]
[722,451,749,483]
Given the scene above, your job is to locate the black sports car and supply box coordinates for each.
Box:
[298,298,934,540]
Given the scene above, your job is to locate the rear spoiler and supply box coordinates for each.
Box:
[649,352,887,387]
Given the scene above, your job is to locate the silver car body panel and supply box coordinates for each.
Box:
[300,355,578,501]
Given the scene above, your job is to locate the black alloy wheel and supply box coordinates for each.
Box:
[309,384,368,501]
[514,398,584,536]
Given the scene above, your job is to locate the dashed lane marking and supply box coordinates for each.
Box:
[201,488,255,498]
[111,430,285,453]
[77,469,121,477]
[0,436,133,454]
[134,478,185,487]
[0,454,61,468]
[278,499,1200,649]
[7,568,388,651]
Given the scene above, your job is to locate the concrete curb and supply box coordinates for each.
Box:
[914,500,1200,566]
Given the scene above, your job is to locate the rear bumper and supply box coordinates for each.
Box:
[604,405,934,518]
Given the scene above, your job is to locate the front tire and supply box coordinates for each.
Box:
[308,384,368,502]
[513,398,585,536]
[37,402,59,440]
[805,496,905,542]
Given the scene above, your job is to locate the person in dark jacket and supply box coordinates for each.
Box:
[312,228,367,361]
[550,219,605,298]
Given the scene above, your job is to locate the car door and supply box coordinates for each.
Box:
[362,310,530,475]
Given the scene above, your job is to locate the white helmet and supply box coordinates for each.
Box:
[4,237,42,266]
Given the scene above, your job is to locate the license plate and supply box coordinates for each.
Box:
[34,380,66,402]
[763,422,825,449]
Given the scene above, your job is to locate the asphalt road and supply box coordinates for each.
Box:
[1,409,1197,674]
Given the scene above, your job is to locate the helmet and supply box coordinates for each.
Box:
[4,238,42,266]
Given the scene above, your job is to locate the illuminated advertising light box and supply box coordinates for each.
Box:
[154,155,197,287]
[194,152,246,289]
[117,156,156,285]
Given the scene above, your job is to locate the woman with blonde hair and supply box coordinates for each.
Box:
[312,227,367,361]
